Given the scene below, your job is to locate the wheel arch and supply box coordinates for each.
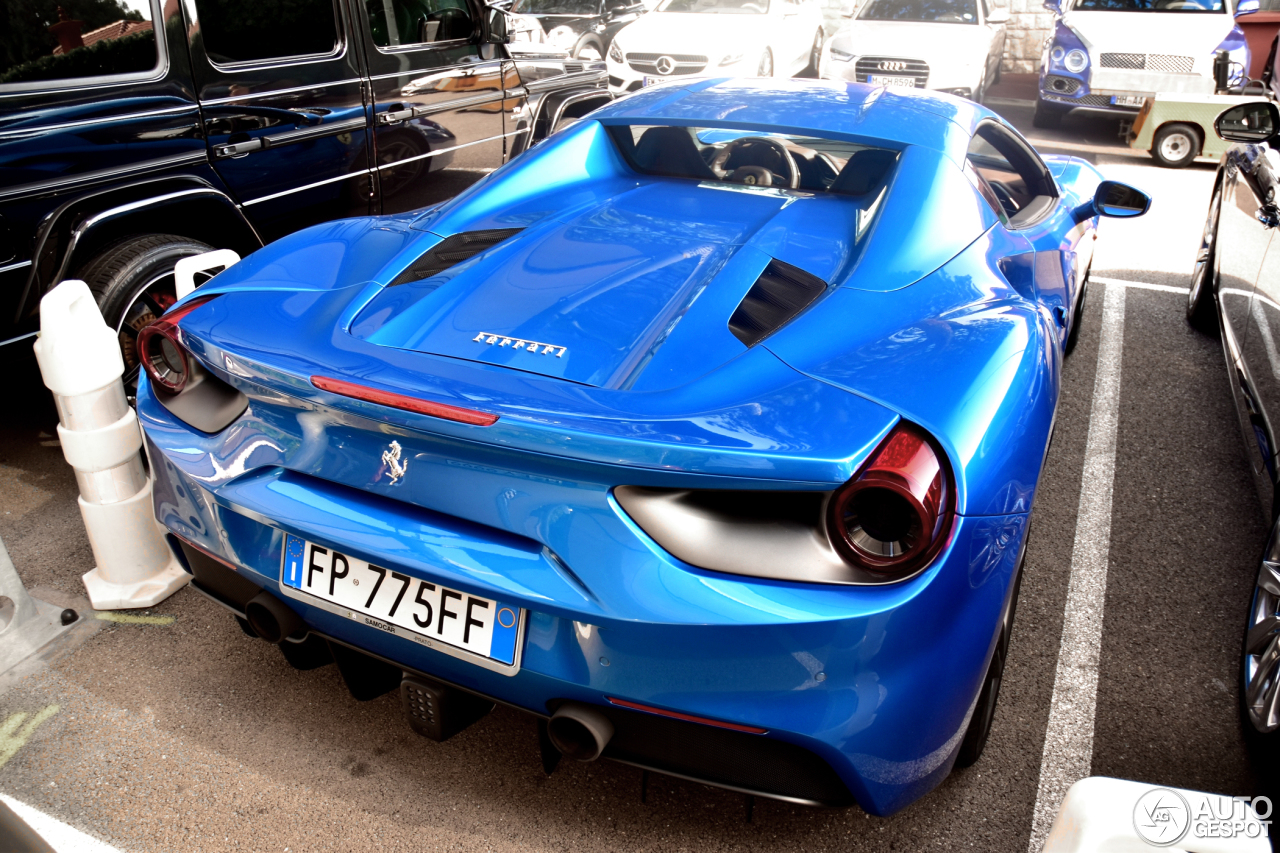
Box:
[17,177,262,325]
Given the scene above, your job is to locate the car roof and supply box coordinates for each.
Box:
[588,77,990,167]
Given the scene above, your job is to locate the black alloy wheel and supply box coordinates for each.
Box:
[758,48,773,78]
[956,552,1023,767]
[378,135,427,198]
[1241,528,1280,763]
[77,234,216,402]
[1152,122,1201,169]
[1032,97,1064,130]
[1187,183,1222,334]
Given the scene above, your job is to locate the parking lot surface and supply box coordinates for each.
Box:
[0,85,1273,851]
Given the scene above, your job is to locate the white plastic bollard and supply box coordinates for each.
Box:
[33,280,188,610]
[1044,776,1270,853]
[0,533,78,675]
[174,249,239,300]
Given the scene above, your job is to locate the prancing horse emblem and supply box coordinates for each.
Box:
[382,441,408,484]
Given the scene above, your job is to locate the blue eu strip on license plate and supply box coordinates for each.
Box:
[280,533,521,667]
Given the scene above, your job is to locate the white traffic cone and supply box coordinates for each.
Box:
[0,533,79,675]
[33,280,188,610]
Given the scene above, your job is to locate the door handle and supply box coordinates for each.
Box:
[212,138,265,158]
[1258,205,1280,228]
[378,106,416,126]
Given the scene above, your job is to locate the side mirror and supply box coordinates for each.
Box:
[1215,100,1280,142]
[986,7,1010,23]
[1092,180,1151,218]
[1042,0,1061,12]
[1238,0,1260,14]
[486,6,514,43]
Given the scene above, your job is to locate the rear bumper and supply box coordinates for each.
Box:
[142,385,1028,816]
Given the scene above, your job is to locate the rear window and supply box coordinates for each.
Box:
[605,125,899,197]
[1,0,159,86]
[858,0,978,22]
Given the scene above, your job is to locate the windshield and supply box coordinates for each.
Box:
[858,0,978,22]
[511,0,600,12]
[1071,0,1224,10]
[657,0,769,13]
[605,124,899,197]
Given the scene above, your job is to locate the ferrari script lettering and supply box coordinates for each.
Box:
[473,332,566,358]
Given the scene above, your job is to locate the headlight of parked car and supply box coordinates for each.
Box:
[609,39,623,63]
[1063,49,1087,73]
[720,52,744,66]
[830,45,854,62]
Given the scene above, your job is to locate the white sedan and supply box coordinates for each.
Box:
[605,0,825,92]
[819,0,1008,101]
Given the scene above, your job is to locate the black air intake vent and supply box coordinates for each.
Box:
[390,228,523,286]
[728,259,827,347]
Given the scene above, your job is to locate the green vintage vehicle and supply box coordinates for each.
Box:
[1129,88,1275,167]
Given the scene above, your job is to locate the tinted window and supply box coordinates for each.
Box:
[965,124,1054,222]
[1,0,157,86]
[512,0,601,12]
[858,0,977,22]
[367,0,476,46]
[195,0,340,63]
[606,125,899,197]
[1072,0,1224,10]
[657,0,770,13]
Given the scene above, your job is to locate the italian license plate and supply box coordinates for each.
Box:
[643,75,671,87]
[279,534,522,669]
[1111,94,1145,107]
[870,75,915,87]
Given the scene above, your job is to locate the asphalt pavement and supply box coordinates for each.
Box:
[0,80,1272,852]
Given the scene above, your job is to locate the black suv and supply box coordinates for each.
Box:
[0,0,609,380]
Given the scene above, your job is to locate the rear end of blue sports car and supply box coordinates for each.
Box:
[135,79,1116,816]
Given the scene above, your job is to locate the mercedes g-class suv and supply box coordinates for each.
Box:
[0,0,609,385]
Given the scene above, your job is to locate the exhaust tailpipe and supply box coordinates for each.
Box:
[547,703,614,762]
[244,591,303,644]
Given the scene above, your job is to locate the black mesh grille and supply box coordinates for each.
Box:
[596,703,854,805]
[390,228,522,286]
[854,56,929,87]
[1100,52,1144,69]
[1045,74,1080,94]
[1100,52,1193,72]
[729,259,827,348]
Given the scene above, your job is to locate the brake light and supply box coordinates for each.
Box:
[827,422,953,575]
[311,376,499,426]
[137,295,218,394]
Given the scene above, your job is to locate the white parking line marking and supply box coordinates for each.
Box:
[0,793,124,852]
[1027,281,1127,852]
[1090,275,1187,295]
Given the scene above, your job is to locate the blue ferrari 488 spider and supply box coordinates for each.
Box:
[135,78,1148,815]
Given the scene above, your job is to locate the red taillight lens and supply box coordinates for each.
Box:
[137,295,218,394]
[828,422,952,575]
[311,376,499,426]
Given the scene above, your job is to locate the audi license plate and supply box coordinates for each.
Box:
[869,75,915,87]
[1111,94,1146,107]
[279,534,522,669]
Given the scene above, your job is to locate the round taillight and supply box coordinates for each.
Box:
[135,295,217,395]
[828,423,952,575]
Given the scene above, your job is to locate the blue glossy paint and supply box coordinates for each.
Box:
[141,79,1127,815]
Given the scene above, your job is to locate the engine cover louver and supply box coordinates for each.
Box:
[728,259,827,348]
[389,228,523,286]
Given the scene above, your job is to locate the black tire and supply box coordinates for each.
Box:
[803,30,823,77]
[1064,271,1089,357]
[77,234,215,397]
[758,48,773,78]
[1187,184,1222,334]
[1152,122,1201,169]
[956,552,1023,767]
[1032,98,1064,129]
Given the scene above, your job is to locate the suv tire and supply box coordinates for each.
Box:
[1032,98,1065,129]
[77,233,214,392]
